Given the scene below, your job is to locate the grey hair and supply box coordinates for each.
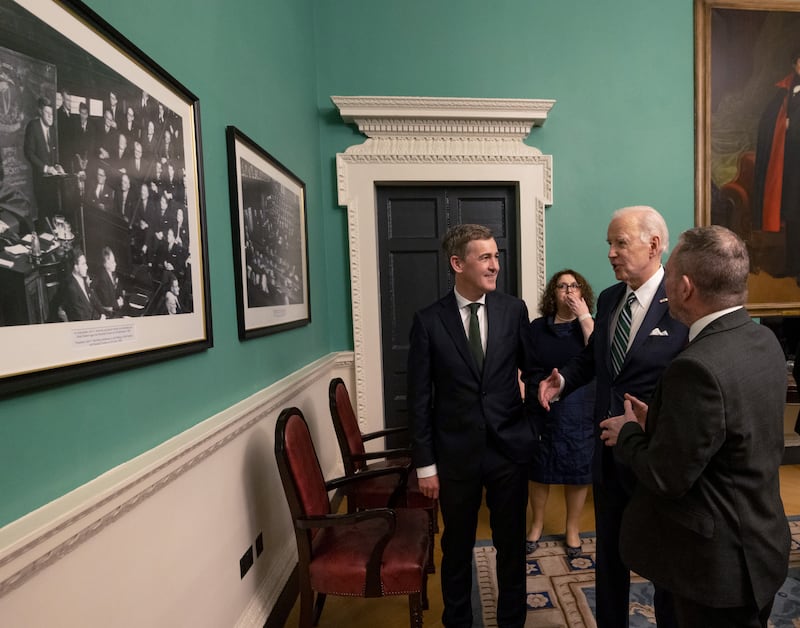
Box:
[671,225,749,307]
[612,205,669,254]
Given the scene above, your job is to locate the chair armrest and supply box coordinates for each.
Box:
[361,425,408,442]
[325,465,409,490]
[296,508,396,530]
[351,448,412,462]
[326,465,409,507]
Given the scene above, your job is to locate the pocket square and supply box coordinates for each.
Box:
[649,328,669,336]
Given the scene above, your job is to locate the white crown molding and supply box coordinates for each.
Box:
[333,95,554,432]
[331,95,555,138]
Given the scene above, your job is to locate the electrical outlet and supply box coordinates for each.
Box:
[240,546,254,579]
[255,532,264,558]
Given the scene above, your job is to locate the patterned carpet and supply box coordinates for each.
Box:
[472,518,800,627]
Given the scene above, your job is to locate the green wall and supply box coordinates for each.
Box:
[1,0,700,529]
[0,0,329,527]
[317,0,696,329]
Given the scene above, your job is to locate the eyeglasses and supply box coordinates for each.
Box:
[556,282,580,291]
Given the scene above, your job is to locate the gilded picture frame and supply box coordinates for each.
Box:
[695,0,800,315]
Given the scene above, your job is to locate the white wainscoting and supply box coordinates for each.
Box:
[0,352,355,627]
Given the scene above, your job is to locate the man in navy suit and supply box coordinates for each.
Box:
[600,226,789,628]
[408,223,535,628]
[539,206,688,628]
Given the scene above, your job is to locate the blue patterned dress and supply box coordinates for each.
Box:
[527,315,595,484]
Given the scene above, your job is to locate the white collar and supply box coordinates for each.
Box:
[626,265,664,310]
[454,288,486,309]
[689,306,742,342]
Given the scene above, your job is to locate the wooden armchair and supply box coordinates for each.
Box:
[275,407,430,628]
[328,378,438,571]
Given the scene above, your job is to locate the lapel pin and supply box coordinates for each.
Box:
[659,297,668,303]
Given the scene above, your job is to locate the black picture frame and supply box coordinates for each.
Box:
[225,126,310,340]
[695,0,800,315]
[0,0,212,396]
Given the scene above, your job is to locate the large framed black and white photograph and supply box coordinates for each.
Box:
[0,0,211,396]
[226,126,309,340]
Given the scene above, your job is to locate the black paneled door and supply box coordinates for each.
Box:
[376,184,518,445]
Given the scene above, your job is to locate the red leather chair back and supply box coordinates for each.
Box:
[330,378,368,473]
[276,408,331,535]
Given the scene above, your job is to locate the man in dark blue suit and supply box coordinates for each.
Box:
[539,206,688,628]
[408,223,535,628]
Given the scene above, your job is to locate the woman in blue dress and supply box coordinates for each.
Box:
[526,269,595,558]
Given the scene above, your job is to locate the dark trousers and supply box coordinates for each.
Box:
[593,452,677,628]
[672,592,773,628]
[438,446,528,628]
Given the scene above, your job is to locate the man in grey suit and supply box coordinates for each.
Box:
[601,225,790,627]
[408,223,535,628]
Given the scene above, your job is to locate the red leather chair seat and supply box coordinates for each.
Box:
[310,508,429,596]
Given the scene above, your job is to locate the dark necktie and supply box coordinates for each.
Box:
[468,302,484,371]
[611,292,636,377]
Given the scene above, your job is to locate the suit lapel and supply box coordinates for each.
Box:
[484,292,504,376]
[437,291,481,378]
[627,279,669,358]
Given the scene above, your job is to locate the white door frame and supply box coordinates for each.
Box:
[333,96,555,435]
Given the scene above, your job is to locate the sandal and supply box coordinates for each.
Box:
[525,539,539,554]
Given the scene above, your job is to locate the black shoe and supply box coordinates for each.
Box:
[565,544,582,559]
[525,539,539,554]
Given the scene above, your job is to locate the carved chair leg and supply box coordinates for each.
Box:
[409,592,424,628]
[426,506,436,574]
[312,592,326,626]
[298,582,314,628]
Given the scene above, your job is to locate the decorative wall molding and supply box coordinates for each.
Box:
[332,95,554,138]
[332,95,554,435]
[0,352,354,622]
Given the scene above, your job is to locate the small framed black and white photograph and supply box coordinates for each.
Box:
[226,126,309,340]
[0,0,212,397]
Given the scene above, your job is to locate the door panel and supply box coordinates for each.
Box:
[377,184,518,445]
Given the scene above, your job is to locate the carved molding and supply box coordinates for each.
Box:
[331,95,555,138]
[333,95,554,431]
